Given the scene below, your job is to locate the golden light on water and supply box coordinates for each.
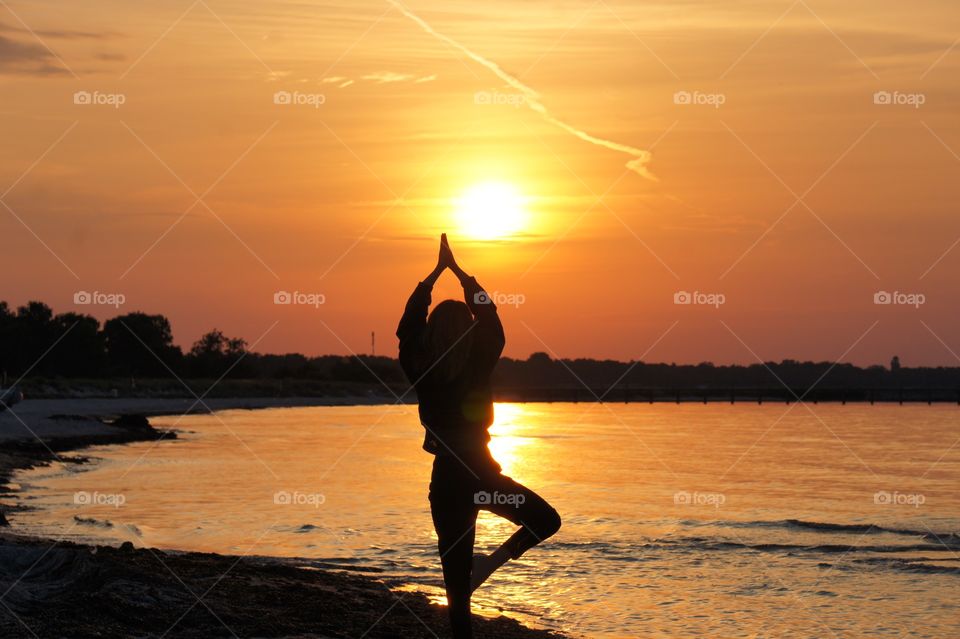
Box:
[487,403,532,475]
[14,404,960,636]
[453,182,528,240]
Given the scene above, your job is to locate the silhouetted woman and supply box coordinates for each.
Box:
[396,234,561,639]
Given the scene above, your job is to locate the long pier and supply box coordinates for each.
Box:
[493,387,960,404]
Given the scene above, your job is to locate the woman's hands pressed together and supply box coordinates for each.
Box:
[438,233,456,270]
[426,233,468,286]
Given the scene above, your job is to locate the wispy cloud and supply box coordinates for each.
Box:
[361,70,413,83]
[321,70,437,87]
[0,21,122,75]
[0,21,117,40]
[385,0,654,180]
[320,75,353,88]
[0,33,67,75]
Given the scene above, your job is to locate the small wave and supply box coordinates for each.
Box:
[294,524,318,533]
[73,516,113,528]
[649,538,960,554]
[853,557,960,575]
[783,519,954,539]
[710,518,958,541]
[371,546,399,555]
[270,523,321,534]
[547,540,619,552]
[252,555,385,574]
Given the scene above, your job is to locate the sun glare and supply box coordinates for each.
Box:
[487,403,531,476]
[453,181,527,240]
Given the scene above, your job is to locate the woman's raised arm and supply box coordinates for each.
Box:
[396,235,449,372]
[444,236,505,367]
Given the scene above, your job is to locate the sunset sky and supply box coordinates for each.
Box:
[2,0,960,365]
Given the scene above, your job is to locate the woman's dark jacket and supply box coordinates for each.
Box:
[396,276,505,456]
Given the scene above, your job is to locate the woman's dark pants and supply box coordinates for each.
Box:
[428,452,561,638]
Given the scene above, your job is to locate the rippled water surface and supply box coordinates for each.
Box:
[9,403,960,637]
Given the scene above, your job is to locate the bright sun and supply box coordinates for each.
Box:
[453,181,527,240]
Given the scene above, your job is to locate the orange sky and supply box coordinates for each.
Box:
[2,0,960,365]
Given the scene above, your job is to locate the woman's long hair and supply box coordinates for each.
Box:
[418,300,475,384]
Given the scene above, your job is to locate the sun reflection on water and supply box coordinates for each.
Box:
[486,403,533,476]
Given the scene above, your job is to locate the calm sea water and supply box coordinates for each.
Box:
[8,403,960,637]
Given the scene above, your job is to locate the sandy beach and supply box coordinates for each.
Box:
[0,398,569,639]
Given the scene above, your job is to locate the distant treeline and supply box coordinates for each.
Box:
[2,301,959,394]
[0,301,408,384]
[494,353,945,391]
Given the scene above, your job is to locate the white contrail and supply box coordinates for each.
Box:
[386,0,655,180]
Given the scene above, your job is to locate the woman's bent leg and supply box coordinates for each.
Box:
[482,473,561,559]
[469,473,561,591]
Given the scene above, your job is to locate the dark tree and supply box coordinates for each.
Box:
[11,302,58,377]
[187,329,249,377]
[50,312,105,377]
[103,312,183,377]
[0,302,14,381]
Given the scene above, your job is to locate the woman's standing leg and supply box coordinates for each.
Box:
[430,463,479,638]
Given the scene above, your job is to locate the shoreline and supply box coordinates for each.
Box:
[0,397,390,523]
[15,388,960,406]
[0,398,570,638]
